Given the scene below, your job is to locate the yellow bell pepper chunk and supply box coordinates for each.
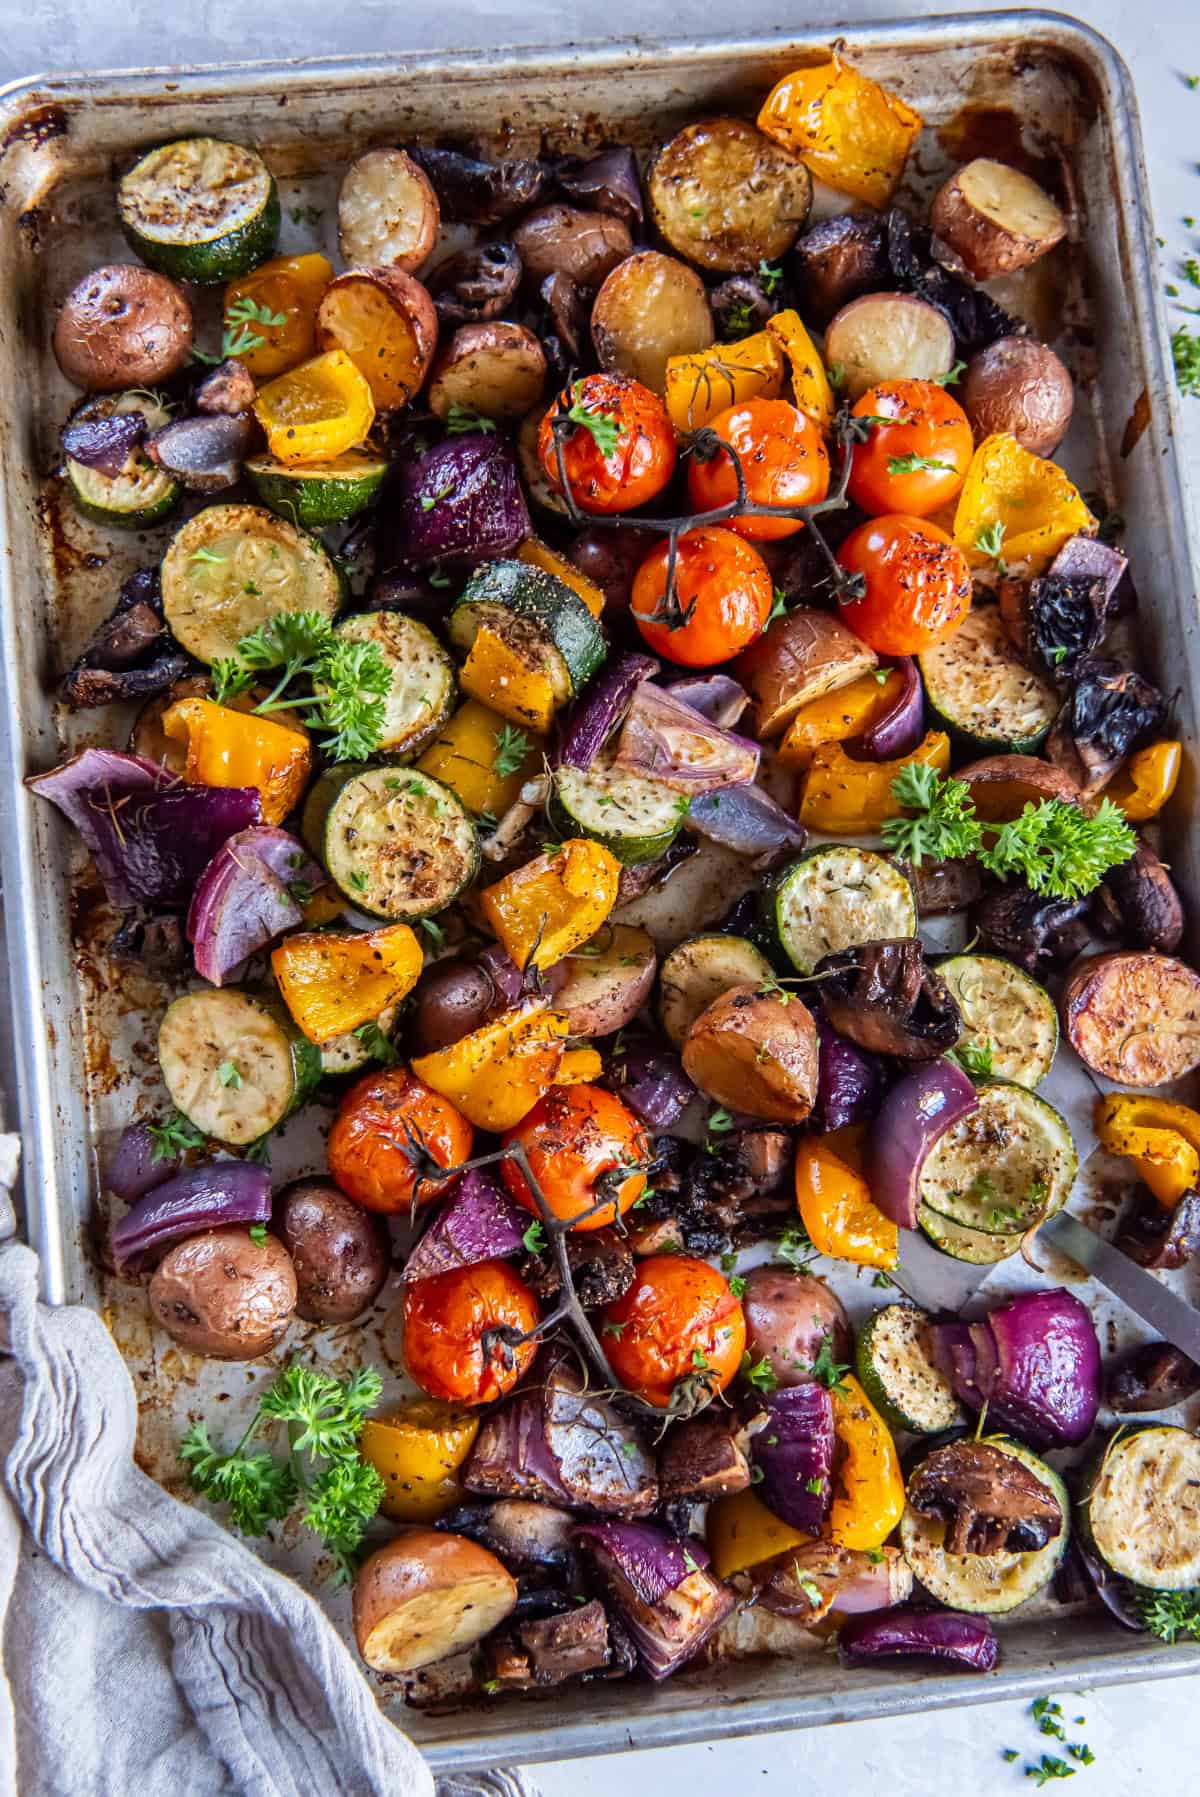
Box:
[953,433,1097,576]
[757,57,923,208]
[555,1046,604,1086]
[224,252,333,380]
[778,667,906,770]
[359,1398,480,1522]
[253,349,376,466]
[828,1374,906,1552]
[765,310,836,434]
[1104,740,1181,822]
[664,331,786,433]
[794,1125,898,1271]
[1095,1093,1200,1208]
[411,999,569,1130]
[517,537,605,617]
[161,696,312,827]
[706,1487,811,1580]
[799,730,950,834]
[480,838,621,973]
[417,699,544,820]
[459,623,560,734]
[271,922,422,1045]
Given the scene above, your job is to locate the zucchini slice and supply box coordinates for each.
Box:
[919,605,1058,754]
[160,503,342,665]
[318,1002,400,1077]
[301,764,366,864]
[918,1080,1076,1235]
[552,761,684,866]
[158,989,320,1146]
[324,767,479,919]
[247,452,388,528]
[900,1438,1069,1614]
[118,137,279,283]
[938,953,1058,1089]
[64,391,181,528]
[917,1205,1024,1264]
[448,559,605,733]
[658,933,775,1048]
[333,612,455,759]
[855,1303,964,1435]
[1079,1425,1200,1593]
[765,846,916,975]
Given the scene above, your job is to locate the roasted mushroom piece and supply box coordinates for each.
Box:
[404,144,546,225]
[521,1226,635,1310]
[816,940,962,1060]
[902,855,985,917]
[425,242,523,323]
[1099,839,1185,954]
[658,1414,752,1502]
[1115,1188,1200,1269]
[59,566,193,709]
[436,1499,578,1575]
[1026,572,1110,684]
[972,882,1091,974]
[885,210,1024,352]
[109,910,188,977]
[789,213,890,328]
[1106,1340,1200,1413]
[907,1439,1064,1556]
[194,356,257,415]
[638,1130,795,1256]
[554,146,644,230]
[539,270,591,367]
[147,411,255,493]
[710,272,776,340]
[1047,658,1167,796]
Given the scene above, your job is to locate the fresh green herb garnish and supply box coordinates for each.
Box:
[1003,1750,1020,1763]
[445,402,497,435]
[601,1320,626,1340]
[776,1222,815,1272]
[419,916,447,950]
[522,1221,546,1255]
[147,1110,206,1161]
[804,1475,824,1494]
[882,764,982,866]
[797,1575,823,1606]
[1136,1587,1200,1641]
[809,1333,851,1395]
[421,478,457,512]
[353,1020,400,1066]
[212,610,391,763]
[493,724,532,778]
[887,453,956,475]
[290,203,324,227]
[931,360,967,386]
[757,260,783,296]
[564,381,620,456]
[974,519,1008,560]
[220,294,288,359]
[682,1548,701,1573]
[763,586,790,630]
[428,568,454,590]
[217,1061,243,1090]
[1067,1745,1094,1765]
[826,362,846,389]
[1174,326,1200,397]
[749,1464,765,1484]
[740,1351,778,1393]
[723,299,757,340]
[691,1348,711,1370]
[706,1107,734,1136]
[190,546,227,565]
[947,1039,995,1080]
[866,1548,885,1564]
[728,1274,747,1299]
[481,1678,501,1695]
[347,870,368,893]
[248,1223,268,1245]
[1025,1755,1075,1786]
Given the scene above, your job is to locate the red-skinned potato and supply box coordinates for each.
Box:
[1062,951,1200,1088]
[958,753,1081,823]
[591,251,715,396]
[741,1265,852,1389]
[337,148,440,272]
[930,158,1066,280]
[353,1529,518,1671]
[511,205,633,288]
[733,606,878,739]
[53,264,193,390]
[682,983,818,1123]
[148,1225,296,1359]
[823,292,954,401]
[961,336,1074,457]
[276,1179,390,1323]
[554,924,656,1036]
[428,320,546,422]
[316,267,438,410]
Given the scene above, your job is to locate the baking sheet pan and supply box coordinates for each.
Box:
[1,12,1199,1768]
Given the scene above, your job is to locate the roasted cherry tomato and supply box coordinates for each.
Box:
[632,526,773,667]
[402,1262,540,1406]
[837,514,972,656]
[846,380,974,518]
[327,1067,473,1214]
[687,398,830,541]
[538,373,676,515]
[600,1256,747,1410]
[501,1082,649,1232]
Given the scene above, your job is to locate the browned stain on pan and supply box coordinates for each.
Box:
[1122,386,1152,458]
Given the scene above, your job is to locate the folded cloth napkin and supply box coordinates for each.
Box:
[0,1161,540,1797]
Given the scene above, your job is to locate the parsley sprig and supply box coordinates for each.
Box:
[564,381,620,456]
[147,1109,206,1161]
[887,453,956,475]
[212,610,392,762]
[180,1361,384,1581]
[493,724,532,778]
[1136,1587,1200,1642]
[883,763,982,866]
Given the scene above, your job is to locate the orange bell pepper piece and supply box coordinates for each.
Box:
[271,922,422,1044]
[794,1125,898,1270]
[953,434,1096,576]
[554,1046,604,1086]
[664,331,786,432]
[223,252,334,380]
[764,310,835,434]
[1104,740,1181,822]
[480,838,621,972]
[411,999,569,1130]
[161,696,312,826]
[706,1487,810,1580]
[778,668,904,770]
[417,699,544,819]
[757,58,923,208]
[799,730,950,834]
[1094,1093,1200,1208]
[253,349,376,465]
[828,1373,906,1551]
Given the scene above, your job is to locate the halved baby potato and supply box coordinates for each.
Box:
[428,320,547,421]
[338,147,441,272]
[648,117,812,274]
[592,250,714,395]
[930,158,1067,281]
[316,267,438,410]
[352,1529,518,1672]
[554,923,657,1037]
[823,292,954,401]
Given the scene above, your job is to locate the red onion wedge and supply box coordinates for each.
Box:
[111,1161,272,1272]
[751,1382,835,1531]
[858,658,924,760]
[575,1519,733,1680]
[187,826,323,986]
[687,782,806,858]
[814,1013,883,1132]
[555,653,657,769]
[663,674,750,731]
[103,1122,178,1203]
[838,1605,998,1672]
[605,1032,697,1130]
[387,431,529,566]
[402,1169,527,1282]
[613,682,759,793]
[62,410,145,475]
[929,1288,1100,1449]
[869,1058,978,1228]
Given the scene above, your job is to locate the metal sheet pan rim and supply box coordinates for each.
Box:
[1,11,1199,1768]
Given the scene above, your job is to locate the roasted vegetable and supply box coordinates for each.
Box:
[53,264,193,389]
[111,1161,272,1273]
[220,252,332,380]
[827,1375,905,1553]
[757,57,922,208]
[426,241,523,323]
[316,268,438,411]
[148,1224,296,1360]
[481,838,620,973]
[734,606,877,739]
[277,1179,390,1323]
[58,568,190,710]
[1118,1184,1200,1268]
[909,1439,1064,1556]
[353,1530,518,1672]
[954,432,1096,576]
[403,1260,540,1406]
[1026,570,1109,683]
[1048,658,1167,796]
[271,923,422,1044]
[817,941,962,1061]
[337,147,439,271]
[1106,1341,1200,1413]
[742,1265,851,1390]
[664,331,785,433]
[162,696,311,827]
[682,983,818,1123]
[1095,1094,1200,1209]
[929,1289,1100,1448]
[412,1000,568,1131]
[1100,840,1185,954]
[931,159,1066,280]
[253,348,375,464]
[961,336,1074,457]
[428,320,547,422]
[789,213,890,330]
[659,1414,751,1502]
[187,824,320,987]
[799,733,951,835]
[868,1057,978,1230]
[575,1520,734,1680]
[389,431,530,568]
[406,145,545,225]
[901,1436,1068,1613]
[794,1126,898,1271]
[512,204,633,288]
[751,1381,835,1531]
[146,411,253,493]
[648,118,812,273]
[327,1066,473,1215]
[592,251,715,395]
[554,925,656,1037]
[359,1398,480,1523]
[1105,739,1182,822]
[823,292,954,401]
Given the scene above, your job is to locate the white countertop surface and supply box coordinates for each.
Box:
[3,2,1199,1793]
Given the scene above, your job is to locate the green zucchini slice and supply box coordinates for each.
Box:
[158,989,320,1146]
[448,559,605,701]
[246,452,388,528]
[324,767,479,919]
[552,760,684,866]
[658,934,775,1049]
[938,953,1059,1089]
[765,845,916,975]
[332,612,455,760]
[318,1003,401,1078]
[918,1080,1076,1235]
[855,1303,964,1435]
[900,1438,1069,1614]
[919,605,1058,754]
[917,1205,1024,1264]
[1078,1425,1200,1592]
[160,503,342,665]
[64,391,181,528]
[118,137,279,283]
[301,765,366,865]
